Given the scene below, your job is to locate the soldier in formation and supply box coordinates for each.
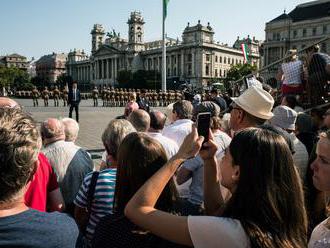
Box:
[62,85,69,107]
[53,86,60,107]
[42,87,49,107]
[31,86,40,107]
[92,86,99,107]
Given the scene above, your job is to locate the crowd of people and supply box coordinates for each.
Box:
[0,76,329,247]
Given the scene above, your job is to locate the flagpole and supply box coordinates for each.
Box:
[162,0,167,92]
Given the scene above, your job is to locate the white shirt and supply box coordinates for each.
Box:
[147,132,179,159]
[188,216,250,248]
[309,218,330,247]
[162,119,193,147]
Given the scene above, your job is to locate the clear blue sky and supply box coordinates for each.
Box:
[0,0,311,60]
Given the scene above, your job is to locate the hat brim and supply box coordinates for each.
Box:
[232,98,274,120]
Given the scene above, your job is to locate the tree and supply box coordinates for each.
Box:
[0,66,30,90]
[224,63,257,91]
[117,70,132,87]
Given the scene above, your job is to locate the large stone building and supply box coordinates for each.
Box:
[36,53,67,83]
[0,53,29,70]
[263,0,330,66]
[67,11,260,88]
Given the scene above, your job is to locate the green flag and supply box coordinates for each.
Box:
[163,0,170,19]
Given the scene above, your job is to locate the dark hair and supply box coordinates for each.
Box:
[149,111,166,130]
[283,95,298,109]
[0,108,41,202]
[223,128,307,247]
[114,132,178,213]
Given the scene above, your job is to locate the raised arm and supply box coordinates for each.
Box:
[125,126,203,246]
[199,132,226,216]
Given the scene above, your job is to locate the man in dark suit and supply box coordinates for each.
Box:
[68,82,81,122]
[137,89,150,112]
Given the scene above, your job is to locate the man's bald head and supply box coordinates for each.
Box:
[149,111,166,131]
[0,97,20,109]
[40,118,65,145]
[127,109,150,132]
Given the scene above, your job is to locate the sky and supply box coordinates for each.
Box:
[0,0,312,60]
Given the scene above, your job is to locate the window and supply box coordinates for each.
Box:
[219,69,222,77]
[215,56,218,62]
[215,69,218,77]
[220,56,222,63]
[224,57,227,64]
[187,64,192,76]
[293,30,297,38]
[205,65,209,76]
[187,54,192,62]
[313,28,317,36]
[206,54,210,62]
[303,29,307,37]
[323,25,328,34]
[228,58,231,64]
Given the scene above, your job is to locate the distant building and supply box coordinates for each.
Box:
[67,11,261,88]
[0,53,29,70]
[36,53,67,83]
[263,0,330,66]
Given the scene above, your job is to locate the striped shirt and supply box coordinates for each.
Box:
[74,168,117,241]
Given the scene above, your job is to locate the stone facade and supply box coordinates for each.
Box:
[36,53,67,83]
[67,11,260,88]
[0,53,29,70]
[263,0,330,66]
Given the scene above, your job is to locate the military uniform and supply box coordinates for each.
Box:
[53,87,60,107]
[92,87,99,107]
[42,88,49,107]
[32,88,40,107]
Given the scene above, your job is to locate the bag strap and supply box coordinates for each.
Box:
[87,171,99,213]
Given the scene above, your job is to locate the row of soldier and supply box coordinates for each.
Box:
[29,86,184,107]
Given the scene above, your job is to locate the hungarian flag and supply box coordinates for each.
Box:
[163,0,170,19]
[241,43,250,64]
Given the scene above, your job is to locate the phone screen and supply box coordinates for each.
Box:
[197,112,211,147]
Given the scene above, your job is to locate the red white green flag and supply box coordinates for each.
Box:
[241,43,250,64]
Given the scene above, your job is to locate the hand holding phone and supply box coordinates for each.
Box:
[196,112,211,149]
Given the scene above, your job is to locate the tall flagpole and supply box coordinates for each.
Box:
[162,0,167,92]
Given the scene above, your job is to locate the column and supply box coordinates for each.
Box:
[181,50,184,77]
[191,51,195,76]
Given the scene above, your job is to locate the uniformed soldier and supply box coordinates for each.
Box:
[62,85,69,107]
[92,86,99,107]
[42,87,49,107]
[53,86,60,107]
[32,86,40,107]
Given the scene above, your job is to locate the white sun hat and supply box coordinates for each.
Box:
[231,86,274,120]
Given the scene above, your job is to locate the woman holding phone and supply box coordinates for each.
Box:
[125,127,307,247]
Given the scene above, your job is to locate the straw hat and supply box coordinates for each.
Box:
[231,86,274,120]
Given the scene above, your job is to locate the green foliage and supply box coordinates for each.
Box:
[0,66,30,90]
[224,63,257,90]
[117,70,161,89]
[56,74,73,88]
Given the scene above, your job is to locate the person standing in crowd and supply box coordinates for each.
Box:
[305,44,330,106]
[277,49,304,96]
[229,86,274,132]
[74,119,136,245]
[148,111,179,159]
[308,130,330,247]
[162,100,194,147]
[32,86,40,107]
[127,109,150,132]
[281,94,304,113]
[209,89,227,111]
[41,118,93,216]
[176,102,231,215]
[0,97,64,213]
[0,108,79,247]
[137,89,150,112]
[125,127,307,248]
[93,132,187,248]
[42,86,49,107]
[124,92,139,118]
[269,105,309,180]
[68,82,81,122]
[92,86,99,107]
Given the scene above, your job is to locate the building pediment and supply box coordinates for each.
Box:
[93,45,122,57]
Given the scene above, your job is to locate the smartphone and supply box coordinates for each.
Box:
[197,112,211,148]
